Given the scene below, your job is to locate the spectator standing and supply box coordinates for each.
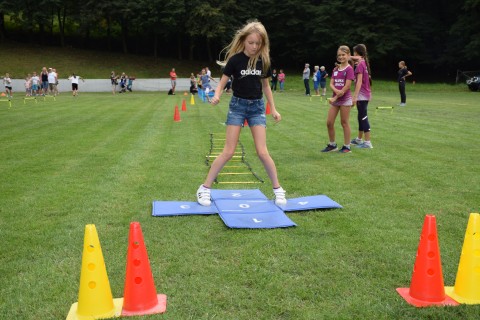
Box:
[319,66,328,96]
[41,67,48,95]
[31,71,40,96]
[169,68,177,95]
[278,69,285,92]
[398,61,412,106]
[271,69,278,92]
[303,63,311,96]
[313,65,320,96]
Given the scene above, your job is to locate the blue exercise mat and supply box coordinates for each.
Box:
[152,189,342,228]
[152,201,218,216]
[277,195,343,212]
[210,189,268,201]
[219,210,297,229]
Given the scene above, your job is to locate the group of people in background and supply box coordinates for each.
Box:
[2,67,86,98]
[110,71,135,95]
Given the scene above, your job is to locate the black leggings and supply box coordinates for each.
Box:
[399,81,406,103]
[357,100,370,132]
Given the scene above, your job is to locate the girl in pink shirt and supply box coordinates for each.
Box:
[322,45,355,153]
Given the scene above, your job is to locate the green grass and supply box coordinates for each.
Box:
[0,85,479,319]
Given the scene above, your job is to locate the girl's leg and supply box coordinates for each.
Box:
[203,125,242,188]
[326,105,340,143]
[399,82,406,103]
[339,105,351,146]
[250,125,280,188]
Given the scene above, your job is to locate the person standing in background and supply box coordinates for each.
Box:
[303,63,311,96]
[398,61,412,106]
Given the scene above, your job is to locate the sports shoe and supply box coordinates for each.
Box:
[273,187,287,206]
[399,103,406,107]
[350,138,363,145]
[357,142,373,149]
[196,184,211,206]
[338,145,351,153]
[321,144,338,152]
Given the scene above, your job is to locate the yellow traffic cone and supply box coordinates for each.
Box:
[190,94,195,106]
[67,224,123,319]
[445,213,480,304]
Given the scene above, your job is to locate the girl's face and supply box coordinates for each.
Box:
[337,50,350,64]
[398,62,404,68]
[243,32,262,57]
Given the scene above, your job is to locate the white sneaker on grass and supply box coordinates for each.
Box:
[197,185,211,206]
[273,187,287,206]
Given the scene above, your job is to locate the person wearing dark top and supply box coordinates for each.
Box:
[397,61,412,106]
[196,21,287,207]
[271,69,278,91]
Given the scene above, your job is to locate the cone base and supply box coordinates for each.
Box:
[445,286,480,304]
[121,294,167,316]
[396,288,459,307]
[66,297,123,320]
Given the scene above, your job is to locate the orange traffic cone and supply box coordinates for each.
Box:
[396,215,459,307]
[445,212,480,304]
[243,119,248,127]
[121,222,167,316]
[266,102,271,115]
[181,99,187,112]
[173,105,181,122]
[67,225,123,320]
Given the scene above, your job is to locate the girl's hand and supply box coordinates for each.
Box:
[210,96,220,105]
[272,110,282,123]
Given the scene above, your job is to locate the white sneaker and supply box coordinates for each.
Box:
[273,187,287,206]
[197,185,211,206]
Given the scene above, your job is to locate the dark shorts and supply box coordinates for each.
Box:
[72,83,78,90]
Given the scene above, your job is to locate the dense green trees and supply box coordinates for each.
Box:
[1,0,478,79]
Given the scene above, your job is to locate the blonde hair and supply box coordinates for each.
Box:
[217,20,271,74]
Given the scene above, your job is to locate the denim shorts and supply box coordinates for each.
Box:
[226,96,266,127]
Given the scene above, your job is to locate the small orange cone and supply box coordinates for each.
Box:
[445,212,480,304]
[396,215,459,307]
[266,102,271,115]
[121,222,167,316]
[183,91,188,96]
[181,99,187,112]
[174,105,181,122]
[0,92,5,97]
[243,119,248,127]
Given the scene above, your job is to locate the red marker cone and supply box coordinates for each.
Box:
[121,222,167,316]
[173,105,181,122]
[396,215,459,307]
[266,102,271,115]
[181,99,187,112]
[243,119,248,127]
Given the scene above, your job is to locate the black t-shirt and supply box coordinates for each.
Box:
[223,52,271,99]
[398,67,408,82]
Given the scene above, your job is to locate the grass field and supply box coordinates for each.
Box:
[0,83,479,319]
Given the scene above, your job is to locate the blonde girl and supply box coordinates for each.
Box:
[322,45,355,153]
[196,20,286,206]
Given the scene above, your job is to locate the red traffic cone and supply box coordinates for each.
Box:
[181,99,187,112]
[266,102,271,115]
[174,105,181,122]
[121,222,167,316]
[396,215,459,307]
[243,119,248,127]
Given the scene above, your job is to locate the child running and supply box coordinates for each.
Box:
[350,44,373,149]
[3,73,13,98]
[196,20,286,206]
[322,45,355,153]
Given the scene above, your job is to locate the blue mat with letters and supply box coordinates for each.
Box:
[152,189,342,229]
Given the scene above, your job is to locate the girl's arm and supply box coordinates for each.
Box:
[262,77,281,122]
[210,74,230,105]
[352,72,363,106]
[329,76,342,96]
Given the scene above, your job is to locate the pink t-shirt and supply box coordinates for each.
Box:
[355,60,371,101]
[331,65,354,106]
[278,73,285,82]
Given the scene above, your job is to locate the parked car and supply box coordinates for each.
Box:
[467,76,480,91]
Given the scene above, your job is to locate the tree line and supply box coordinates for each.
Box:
[1,0,479,80]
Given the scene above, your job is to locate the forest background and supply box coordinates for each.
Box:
[0,0,479,82]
